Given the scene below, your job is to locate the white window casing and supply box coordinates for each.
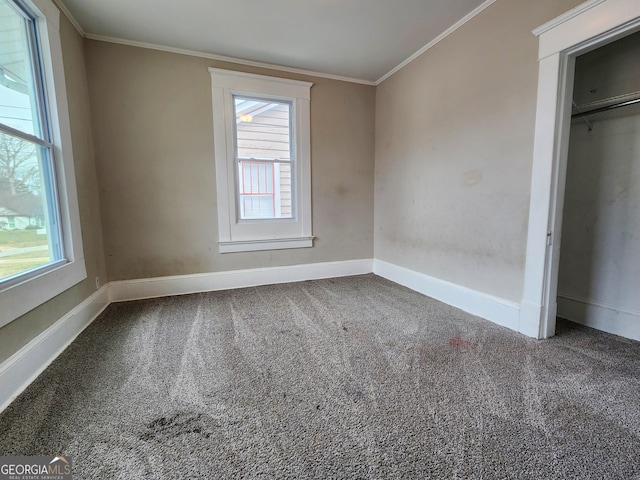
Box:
[209,68,313,253]
[0,0,87,327]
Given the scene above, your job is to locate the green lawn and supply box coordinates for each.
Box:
[0,230,50,278]
[0,229,48,248]
[0,250,51,278]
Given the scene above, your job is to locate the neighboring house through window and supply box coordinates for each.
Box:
[0,0,86,327]
[209,68,313,253]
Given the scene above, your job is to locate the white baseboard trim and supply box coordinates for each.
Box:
[1,257,531,415]
[109,259,374,303]
[0,285,110,413]
[0,259,373,415]
[373,259,522,334]
[4,258,639,420]
[518,300,547,339]
[557,294,640,341]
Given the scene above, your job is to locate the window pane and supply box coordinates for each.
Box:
[238,160,274,219]
[234,97,291,161]
[234,96,294,220]
[0,130,57,280]
[0,0,42,138]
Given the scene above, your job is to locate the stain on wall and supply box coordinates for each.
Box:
[374,0,584,302]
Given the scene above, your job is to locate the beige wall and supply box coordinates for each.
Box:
[0,15,106,364]
[85,41,375,281]
[2,0,603,366]
[374,0,583,303]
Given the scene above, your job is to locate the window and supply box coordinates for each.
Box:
[0,0,62,280]
[235,96,293,220]
[209,68,313,253]
[0,0,86,327]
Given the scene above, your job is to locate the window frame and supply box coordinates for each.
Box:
[209,68,313,253]
[233,94,293,221]
[0,0,86,328]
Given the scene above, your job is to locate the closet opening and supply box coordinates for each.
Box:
[522,1,640,340]
[556,31,640,341]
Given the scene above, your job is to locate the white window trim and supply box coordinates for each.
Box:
[209,68,313,253]
[0,0,86,328]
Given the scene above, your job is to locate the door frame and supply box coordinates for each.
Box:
[519,0,640,339]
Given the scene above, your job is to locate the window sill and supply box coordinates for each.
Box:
[0,259,87,328]
[219,237,314,253]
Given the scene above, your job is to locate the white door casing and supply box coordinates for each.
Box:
[520,0,640,339]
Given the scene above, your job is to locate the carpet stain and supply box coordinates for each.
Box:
[140,412,214,441]
[448,336,472,350]
[344,380,366,402]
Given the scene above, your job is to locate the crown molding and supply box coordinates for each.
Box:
[532,0,606,37]
[375,0,497,85]
[51,0,499,88]
[50,0,85,36]
[84,34,376,86]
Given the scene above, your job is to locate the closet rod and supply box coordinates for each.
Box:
[572,97,640,119]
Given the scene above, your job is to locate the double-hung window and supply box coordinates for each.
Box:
[209,68,313,253]
[0,0,86,326]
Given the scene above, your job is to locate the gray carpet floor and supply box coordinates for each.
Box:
[1,274,639,479]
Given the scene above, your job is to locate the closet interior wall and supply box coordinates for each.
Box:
[557,31,640,340]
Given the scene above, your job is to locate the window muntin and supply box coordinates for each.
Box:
[233,95,294,220]
[0,0,63,284]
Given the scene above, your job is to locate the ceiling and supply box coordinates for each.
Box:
[58,0,488,83]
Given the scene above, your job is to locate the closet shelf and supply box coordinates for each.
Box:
[572,91,640,118]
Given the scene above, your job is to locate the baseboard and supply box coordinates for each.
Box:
[3,259,637,419]
[373,259,522,334]
[2,257,530,415]
[557,294,640,341]
[109,259,374,303]
[0,285,110,413]
[0,259,373,415]
[518,300,547,339]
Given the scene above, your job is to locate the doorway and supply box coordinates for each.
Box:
[520,0,640,339]
[557,32,640,340]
